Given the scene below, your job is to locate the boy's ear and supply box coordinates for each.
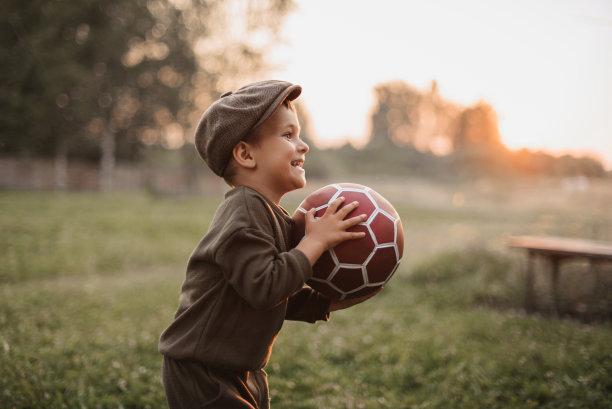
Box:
[232,141,257,169]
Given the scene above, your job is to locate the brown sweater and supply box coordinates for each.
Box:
[158,186,330,371]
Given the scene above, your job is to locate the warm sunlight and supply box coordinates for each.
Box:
[271,0,612,167]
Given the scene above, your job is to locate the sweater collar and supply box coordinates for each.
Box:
[228,185,294,223]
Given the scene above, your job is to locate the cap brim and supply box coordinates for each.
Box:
[285,84,302,102]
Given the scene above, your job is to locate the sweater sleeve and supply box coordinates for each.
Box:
[285,287,331,323]
[214,227,314,310]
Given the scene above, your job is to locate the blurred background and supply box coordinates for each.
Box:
[1,0,611,192]
[1,1,612,407]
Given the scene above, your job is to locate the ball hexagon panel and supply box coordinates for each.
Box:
[332,224,373,265]
[330,266,365,293]
[369,189,398,216]
[369,211,396,245]
[334,190,377,220]
[312,250,336,280]
[365,245,399,284]
[293,183,404,300]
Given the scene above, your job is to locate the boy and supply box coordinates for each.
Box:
[159,80,375,408]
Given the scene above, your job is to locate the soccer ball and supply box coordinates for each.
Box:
[293,183,404,300]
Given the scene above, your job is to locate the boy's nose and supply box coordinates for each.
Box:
[298,138,309,153]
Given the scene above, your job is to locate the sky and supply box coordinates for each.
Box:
[269,0,612,168]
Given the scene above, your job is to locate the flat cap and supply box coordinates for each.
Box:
[194,80,302,177]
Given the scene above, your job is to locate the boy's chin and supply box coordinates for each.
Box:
[296,176,307,188]
[288,177,307,192]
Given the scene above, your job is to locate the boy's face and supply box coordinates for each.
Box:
[249,103,309,200]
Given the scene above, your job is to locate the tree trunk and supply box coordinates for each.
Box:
[99,126,115,191]
[54,141,68,190]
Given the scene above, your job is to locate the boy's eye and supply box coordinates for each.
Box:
[283,133,292,139]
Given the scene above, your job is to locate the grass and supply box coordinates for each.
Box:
[0,192,214,283]
[1,179,611,408]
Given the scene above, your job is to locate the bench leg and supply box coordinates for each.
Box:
[590,259,601,312]
[551,256,562,317]
[525,251,535,313]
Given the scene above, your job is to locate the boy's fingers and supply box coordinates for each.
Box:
[327,196,345,213]
[345,231,367,240]
[342,231,365,241]
[337,200,360,218]
[342,213,367,228]
[304,208,315,221]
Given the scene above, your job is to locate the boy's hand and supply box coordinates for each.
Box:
[305,196,366,250]
[329,287,382,311]
[295,196,366,266]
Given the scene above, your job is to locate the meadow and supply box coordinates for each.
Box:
[1,177,611,408]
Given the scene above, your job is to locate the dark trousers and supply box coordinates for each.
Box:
[162,356,270,409]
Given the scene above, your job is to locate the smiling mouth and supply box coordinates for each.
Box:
[291,160,304,168]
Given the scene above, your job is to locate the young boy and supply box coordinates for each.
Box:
[158,80,375,409]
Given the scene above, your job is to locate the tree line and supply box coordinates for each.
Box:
[1,0,606,189]
[304,80,607,180]
[1,0,294,188]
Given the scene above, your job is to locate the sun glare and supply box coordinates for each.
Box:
[272,0,612,168]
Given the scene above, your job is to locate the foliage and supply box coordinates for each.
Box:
[2,0,186,159]
[407,248,524,309]
[359,80,607,180]
[309,142,607,180]
[0,0,294,160]
[272,296,612,409]
[368,80,502,154]
[1,190,611,408]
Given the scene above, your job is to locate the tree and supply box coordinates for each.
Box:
[367,80,462,154]
[368,81,420,148]
[453,101,503,150]
[1,0,294,189]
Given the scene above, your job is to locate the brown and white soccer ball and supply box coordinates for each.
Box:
[293,183,404,300]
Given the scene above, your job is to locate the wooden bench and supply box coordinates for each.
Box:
[507,236,612,315]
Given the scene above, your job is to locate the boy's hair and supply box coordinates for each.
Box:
[222,99,297,187]
[194,80,301,178]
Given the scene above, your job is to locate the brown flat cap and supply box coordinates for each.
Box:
[194,80,302,177]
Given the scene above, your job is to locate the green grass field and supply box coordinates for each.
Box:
[1,178,611,408]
